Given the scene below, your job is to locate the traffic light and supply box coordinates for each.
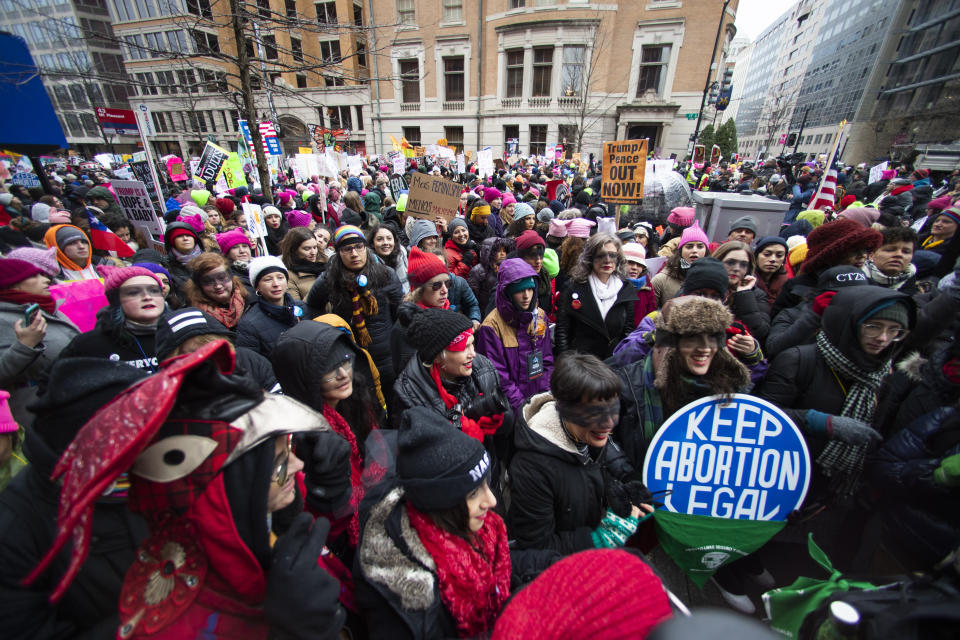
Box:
[709,84,719,104]
[787,133,797,146]
[722,68,734,91]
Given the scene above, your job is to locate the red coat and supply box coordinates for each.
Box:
[444,239,471,279]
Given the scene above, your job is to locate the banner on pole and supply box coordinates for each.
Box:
[197,142,230,186]
[601,139,647,204]
[112,179,165,238]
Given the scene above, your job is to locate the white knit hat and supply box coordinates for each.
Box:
[248,255,288,289]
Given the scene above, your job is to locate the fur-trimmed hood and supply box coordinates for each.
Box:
[521,392,580,456]
[655,295,732,339]
[358,487,436,610]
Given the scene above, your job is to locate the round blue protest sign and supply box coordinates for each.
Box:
[642,394,810,522]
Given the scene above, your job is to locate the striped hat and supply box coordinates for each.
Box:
[155,307,233,361]
[938,206,960,226]
[334,224,366,249]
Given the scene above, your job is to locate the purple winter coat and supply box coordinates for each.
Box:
[476,258,554,413]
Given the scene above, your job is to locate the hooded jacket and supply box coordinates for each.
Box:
[476,259,553,414]
[59,306,159,371]
[467,237,513,313]
[555,278,639,360]
[507,393,633,554]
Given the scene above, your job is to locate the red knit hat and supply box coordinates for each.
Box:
[215,197,235,216]
[407,246,447,289]
[0,258,44,289]
[492,549,672,639]
[839,194,857,209]
[800,218,882,275]
[515,229,546,253]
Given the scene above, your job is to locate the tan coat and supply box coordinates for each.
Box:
[286,268,319,300]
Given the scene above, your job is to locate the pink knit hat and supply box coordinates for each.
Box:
[100,265,162,293]
[501,192,516,208]
[547,218,568,238]
[839,207,881,228]
[277,191,293,205]
[927,195,954,211]
[667,206,695,227]
[216,228,252,255]
[483,187,502,204]
[0,390,17,433]
[678,220,709,248]
[177,213,205,234]
[6,246,60,276]
[286,210,312,228]
[566,218,596,238]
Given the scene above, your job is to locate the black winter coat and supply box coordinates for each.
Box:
[727,287,770,345]
[0,430,148,640]
[766,303,821,359]
[60,313,158,371]
[305,267,404,395]
[555,278,638,360]
[234,295,303,358]
[771,271,817,319]
[508,393,633,555]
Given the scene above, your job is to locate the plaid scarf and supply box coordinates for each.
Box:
[347,284,378,347]
[815,331,890,499]
[639,355,665,444]
[863,260,915,290]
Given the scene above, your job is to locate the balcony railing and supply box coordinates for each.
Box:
[528,96,551,108]
[501,97,521,108]
[400,102,419,112]
[443,100,464,111]
[558,95,582,108]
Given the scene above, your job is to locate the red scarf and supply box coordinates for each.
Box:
[0,288,57,314]
[198,286,246,329]
[321,404,371,547]
[407,504,511,638]
[417,299,451,311]
[428,363,489,442]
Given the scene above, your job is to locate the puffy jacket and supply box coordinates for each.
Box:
[0,424,147,640]
[476,259,553,414]
[448,273,481,322]
[727,287,771,345]
[555,278,638,360]
[467,237,514,313]
[0,301,79,426]
[766,303,821,359]
[305,266,404,395]
[235,295,303,357]
[444,238,475,279]
[867,407,960,569]
[507,393,633,554]
[59,308,159,372]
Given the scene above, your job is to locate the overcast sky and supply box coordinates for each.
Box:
[734,0,796,40]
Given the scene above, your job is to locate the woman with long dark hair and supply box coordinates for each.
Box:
[306,225,404,396]
[281,226,325,301]
[368,222,409,293]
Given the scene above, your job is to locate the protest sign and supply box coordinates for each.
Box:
[693,144,705,165]
[242,202,268,256]
[298,146,313,154]
[129,161,160,201]
[868,161,888,185]
[112,179,165,238]
[456,153,465,174]
[710,144,721,166]
[643,394,810,585]
[197,142,230,185]
[10,172,40,188]
[405,172,460,222]
[392,153,405,175]
[222,153,247,189]
[545,145,555,160]
[347,155,363,176]
[601,139,647,204]
[389,173,408,199]
[477,147,493,177]
[49,279,108,333]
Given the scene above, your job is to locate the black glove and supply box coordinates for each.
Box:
[624,480,654,507]
[295,431,352,512]
[265,514,346,640]
[462,250,478,268]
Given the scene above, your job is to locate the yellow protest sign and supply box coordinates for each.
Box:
[437,138,448,147]
[298,146,313,154]
[601,139,647,204]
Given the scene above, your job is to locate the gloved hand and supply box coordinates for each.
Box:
[265,514,346,640]
[812,291,836,315]
[295,431,352,512]
[462,250,478,268]
[934,453,960,487]
[590,509,639,549]
[476,413,504,436]
[805,410,881,447]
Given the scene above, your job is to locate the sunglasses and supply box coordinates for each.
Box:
[118,285,163,299]
[428,278,452,291]
[198,271,231,288]
[272,434,293,487]
[722,259,750,271]
[593,251,619,263]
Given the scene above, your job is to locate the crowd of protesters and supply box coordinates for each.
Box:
[0,151,957,639]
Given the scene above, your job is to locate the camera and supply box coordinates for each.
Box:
[463,388,509,420]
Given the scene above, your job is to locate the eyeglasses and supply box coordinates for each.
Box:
[339,244,365,255]
[198,271,231,288]
[722,259,750,271]
[860,323,906,341]
[429,278,452,292]
[320,353,355,384]
[118,285,163,299]
[593,251,619,263]
[272,434,293,487]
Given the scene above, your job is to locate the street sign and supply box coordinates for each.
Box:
[96,107,139,136]
[685,113,698,120]
[134,103,156,137]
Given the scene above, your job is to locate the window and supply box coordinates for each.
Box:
[152,111,168,133]
[81,113,100,137]
[444,126,463,152]
[561,45,585,96]
[824,133,832,144]
[113,0,135,21]
[814,134,823,144]
[167,30,190,53]
[134,0,155,18]
[402,126,421,147]
[356,40,367,67]
[64,113,82,138]
[326,106,351,129]
[186,0,212,18]
[529,124,547,155]
[319,39,341,62]
[291,37,303,62]
[193,30,220,53]
[636,44,670,96]
[323,74,344,86]
[509,0,524,7]
[399,58,419,103]
[442,0,462,23]
[256,0,270,18]
[443,56,464,102]
[352,2,362,26]
[54,85,72,109]
[805,135,813,144]
[136,72,158,95]
[315,1,336,23]
[558,124,577,150]
[397,0,414,25]
[156,69,175,94]
[532,46,552,97]
[355,105,363,130]
[69,84,88,107]
[177,69,198,92]
[505,49,523,98]
[285,0,295,18]
[504,125,519,151]
[263,34,278,60]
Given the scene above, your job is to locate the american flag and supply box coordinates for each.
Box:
[809,121,846,211]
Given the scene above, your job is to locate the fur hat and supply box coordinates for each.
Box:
[655,295,732,340]
[801,219,882,275]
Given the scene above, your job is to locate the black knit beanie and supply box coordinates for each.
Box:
[156,307,234,361]
[398,406,489,510]
[399,304,474,363]
[680,257,729,296]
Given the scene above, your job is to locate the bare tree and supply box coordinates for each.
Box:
[757,86,798,158]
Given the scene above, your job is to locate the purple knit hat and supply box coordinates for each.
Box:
[5,246,59,276]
